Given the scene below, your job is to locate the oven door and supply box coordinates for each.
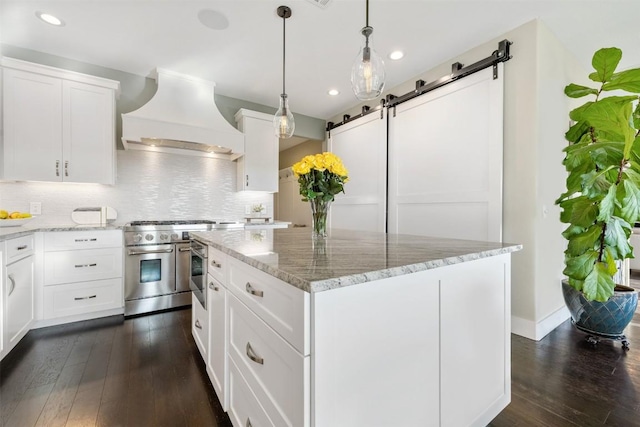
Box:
[189,240,207,309]
[125,244,176,300]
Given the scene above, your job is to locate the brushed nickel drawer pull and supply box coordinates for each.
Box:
[246,418,252,427]
[246,342,264,365]
[75,263,97,268]
[16,245,28,250]
[195,319,202,330]
[211,260,221,268]
[74,238,98,242]
[208,282,219,291]
[64,160,69,177]
[56,160,60,177]
[128,249,173,255]
[8,274,16,296]
[74,295,97,301]
[245,282,264,298]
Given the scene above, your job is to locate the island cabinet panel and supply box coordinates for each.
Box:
[192,292,209,360]
[207,273,228,410]
[440,254,510,427]
[228,293,309,427]
[227,257,310,355]
[228,358,276,427]
[312,271,441,427]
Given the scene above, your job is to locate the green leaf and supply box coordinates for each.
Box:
[634,102,640,130]
[563,249,598,280]
[597,184,617,222]
[604,216,632,259]
[558,196,597,227]
[590,47,622,83]
[567,224,603,256]
[603,246,618,276]
[570,102,594,122]
[602,69,640,92]
[564,83,599,98]
[581,167,614,198]
[591,142,625,169]
[620,179,640,224]
[582,262,615,302]
[568,277,584,292]
[562,224,585,240]
[565,121,590,144]
[579,96,636,144]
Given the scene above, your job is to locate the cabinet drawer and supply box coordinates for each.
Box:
[228,257,309,354]
[43,278,123,319]
[5,234,35,264]
[44,247,123,285]
[44,230,122,251]
[207,245,227,285]
[228,358,275,427]
[192,293,209,361]
[228,294,309,427]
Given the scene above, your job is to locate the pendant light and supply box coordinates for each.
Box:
[351,0,385,100]
[274,5,295,139]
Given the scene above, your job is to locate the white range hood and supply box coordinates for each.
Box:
[122,69,244,159]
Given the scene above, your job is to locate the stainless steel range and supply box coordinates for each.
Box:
[123,220,242,316]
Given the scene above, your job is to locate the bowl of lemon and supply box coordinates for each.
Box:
[0,210,33,227]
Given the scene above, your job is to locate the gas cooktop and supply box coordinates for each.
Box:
[128,220,217,226]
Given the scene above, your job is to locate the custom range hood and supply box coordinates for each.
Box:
[122,69,244,159]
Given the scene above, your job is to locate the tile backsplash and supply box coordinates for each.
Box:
[0,150,273,226]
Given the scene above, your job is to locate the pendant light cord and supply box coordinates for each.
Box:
[365,0,369,27]
[282,13,286,95]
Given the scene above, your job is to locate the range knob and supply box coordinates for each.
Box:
[145,234,154,241]
[133,233,143,243]
[160,233,169,241]
[171,233,179,241]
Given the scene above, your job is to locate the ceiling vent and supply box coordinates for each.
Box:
[122,69,244,159]
[305,0,333,9]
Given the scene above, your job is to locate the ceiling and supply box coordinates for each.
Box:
[2,0,640,121]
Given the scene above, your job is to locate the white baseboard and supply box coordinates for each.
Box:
[511,305,570,341]
[32,307,124,329]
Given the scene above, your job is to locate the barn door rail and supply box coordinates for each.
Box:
[327,39,512,132]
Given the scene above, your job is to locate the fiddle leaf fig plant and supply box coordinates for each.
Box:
[556,47,640,302]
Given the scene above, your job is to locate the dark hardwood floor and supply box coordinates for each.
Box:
[0,308,231,427]
[3,297,640,426]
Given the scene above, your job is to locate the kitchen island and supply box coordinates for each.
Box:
[191,227,521,427]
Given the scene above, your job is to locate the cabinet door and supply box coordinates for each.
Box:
[63,80,115,184]
[236,110,278,192]
[3,68,63,181]
[5,256,34,349]
[207,276,228,409]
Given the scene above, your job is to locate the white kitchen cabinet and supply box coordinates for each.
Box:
[192,292,209,360]
[2,57,119,184]
[38,230,124,326]
[2,235,35,361]
[235,109,278,192]
[207,274,228,410]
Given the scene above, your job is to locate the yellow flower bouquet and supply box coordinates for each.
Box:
[292,152,349,237]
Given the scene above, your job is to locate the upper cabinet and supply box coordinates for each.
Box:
[2,58,120,184]
[235,109,278,193]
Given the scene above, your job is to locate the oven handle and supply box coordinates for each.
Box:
[190,247,207,258]
[178,247,192,252]
[128,248,174,256]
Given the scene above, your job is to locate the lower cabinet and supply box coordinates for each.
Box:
[43,278,122,319]
[192,292,208,360]
[207,274,228,410]
[2,235,35,361]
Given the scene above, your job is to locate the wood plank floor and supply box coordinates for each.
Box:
[0,308,231,427]
[3,303,640,426]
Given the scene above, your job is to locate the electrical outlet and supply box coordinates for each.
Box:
[245,205,251,215]
[30,202,42,215]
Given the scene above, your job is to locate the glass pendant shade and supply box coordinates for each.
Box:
[274,94,295,138]
[351,28,385,100]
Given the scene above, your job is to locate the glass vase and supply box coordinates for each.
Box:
[310,198,331,238]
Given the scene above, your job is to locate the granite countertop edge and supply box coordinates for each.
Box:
[0,224,123,241]
[204,238,522,293]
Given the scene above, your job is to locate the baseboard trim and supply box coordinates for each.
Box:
[32,307,124,329]
[512,305,570,341]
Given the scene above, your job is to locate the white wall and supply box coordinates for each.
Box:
[0,150,273,225]
[329,19,588,340]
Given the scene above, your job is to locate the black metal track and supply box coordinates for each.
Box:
[327,39,512,132]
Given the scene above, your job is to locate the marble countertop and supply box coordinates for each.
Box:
[191,228,522,293]
[0,224,124,241]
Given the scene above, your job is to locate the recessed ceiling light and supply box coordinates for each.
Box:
[389,50,404,60]
[328,89,340,96]
[198,9,229,30]
[35,11,65,26]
